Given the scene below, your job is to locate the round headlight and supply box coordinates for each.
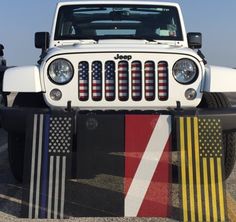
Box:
[173,59,198,84]
[48,59,74,84]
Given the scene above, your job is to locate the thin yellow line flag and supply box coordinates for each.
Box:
[177,117,227,222]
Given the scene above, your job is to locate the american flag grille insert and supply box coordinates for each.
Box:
[78,60,169,102]
[158,61,169,101]
[145,61,155,101]
[105,61,116,101]
[131,61,142,101]
[118,61,129,101]
[78,62,89,101]
[92,61,102,101]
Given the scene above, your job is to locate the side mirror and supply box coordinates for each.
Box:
[0,44,4,57]
[187,32,202,49]
[35,32,50,51]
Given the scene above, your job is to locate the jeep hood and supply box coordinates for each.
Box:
[44,40,203,62]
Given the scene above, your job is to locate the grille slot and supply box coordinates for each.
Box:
[78,62,89,101]
[158,61,169,101]
[131,61,142,101]
[92,61,102,101]
[118,61,129,101]
[105,61,116,101]
[145,61,155,101]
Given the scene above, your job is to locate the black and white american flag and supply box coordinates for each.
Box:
[22,113,73,219]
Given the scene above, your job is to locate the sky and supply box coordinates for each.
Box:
[0,0,236,67]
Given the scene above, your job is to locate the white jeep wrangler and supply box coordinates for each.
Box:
[1,1,236,181]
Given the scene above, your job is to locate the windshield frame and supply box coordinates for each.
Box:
[54,4,184,42]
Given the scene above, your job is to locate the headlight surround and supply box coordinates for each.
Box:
[48,59,74,84]
[173,59,198,84]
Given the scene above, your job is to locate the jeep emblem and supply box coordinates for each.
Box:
[114,54,132,60]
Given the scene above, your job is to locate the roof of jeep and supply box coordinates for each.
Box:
[57,1,180,8]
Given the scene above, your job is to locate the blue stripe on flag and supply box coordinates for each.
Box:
[40,114,50,218]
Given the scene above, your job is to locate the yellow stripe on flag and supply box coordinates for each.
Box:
[180,117,188,222]
[203,158,210,222]
[193,117,203,222]
[187,117,195,222]
[210,158,218,222]
[217,158,225,221]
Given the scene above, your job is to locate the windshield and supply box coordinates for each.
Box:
[55,5,183,41]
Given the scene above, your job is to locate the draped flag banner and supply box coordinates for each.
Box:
[74,114,172,217]
[21,112,231,219]
[125,115,172,217]
[22,112,74,219]
[176,117,227,222]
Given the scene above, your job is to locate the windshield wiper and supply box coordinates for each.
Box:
[74,39,98,44]
[132,35,160,41]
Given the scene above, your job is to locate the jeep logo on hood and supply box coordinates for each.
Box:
[114,54,132,60]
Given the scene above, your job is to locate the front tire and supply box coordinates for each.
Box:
[0,93,7,128]
[8,133,25,182]
[0,93,7,107]
[198,93,236,179]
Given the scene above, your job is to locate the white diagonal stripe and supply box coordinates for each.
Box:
[35,114,44,218]
[125,115,171,216]
[28,115,38,218]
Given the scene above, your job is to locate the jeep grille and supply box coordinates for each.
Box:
[78,60,169,102]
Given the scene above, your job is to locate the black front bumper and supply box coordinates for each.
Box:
[2,107,236,134]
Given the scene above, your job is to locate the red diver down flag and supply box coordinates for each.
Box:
[125,115,172,217]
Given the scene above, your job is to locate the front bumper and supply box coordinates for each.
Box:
[2,107,236,133]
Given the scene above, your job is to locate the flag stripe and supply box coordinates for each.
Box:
[47,156,54,218]
[217,158,225,221]
[28,115,38,218]
[60,156,66,219]
[203,156,211,221]
[186,118,195,221]
[193,117,203,221]
[35,115,44,218]
[54,156,60,218]
[125,115,171,216]
[40,115,50,218]
[179,117,188,222]
[210,158,218,221]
